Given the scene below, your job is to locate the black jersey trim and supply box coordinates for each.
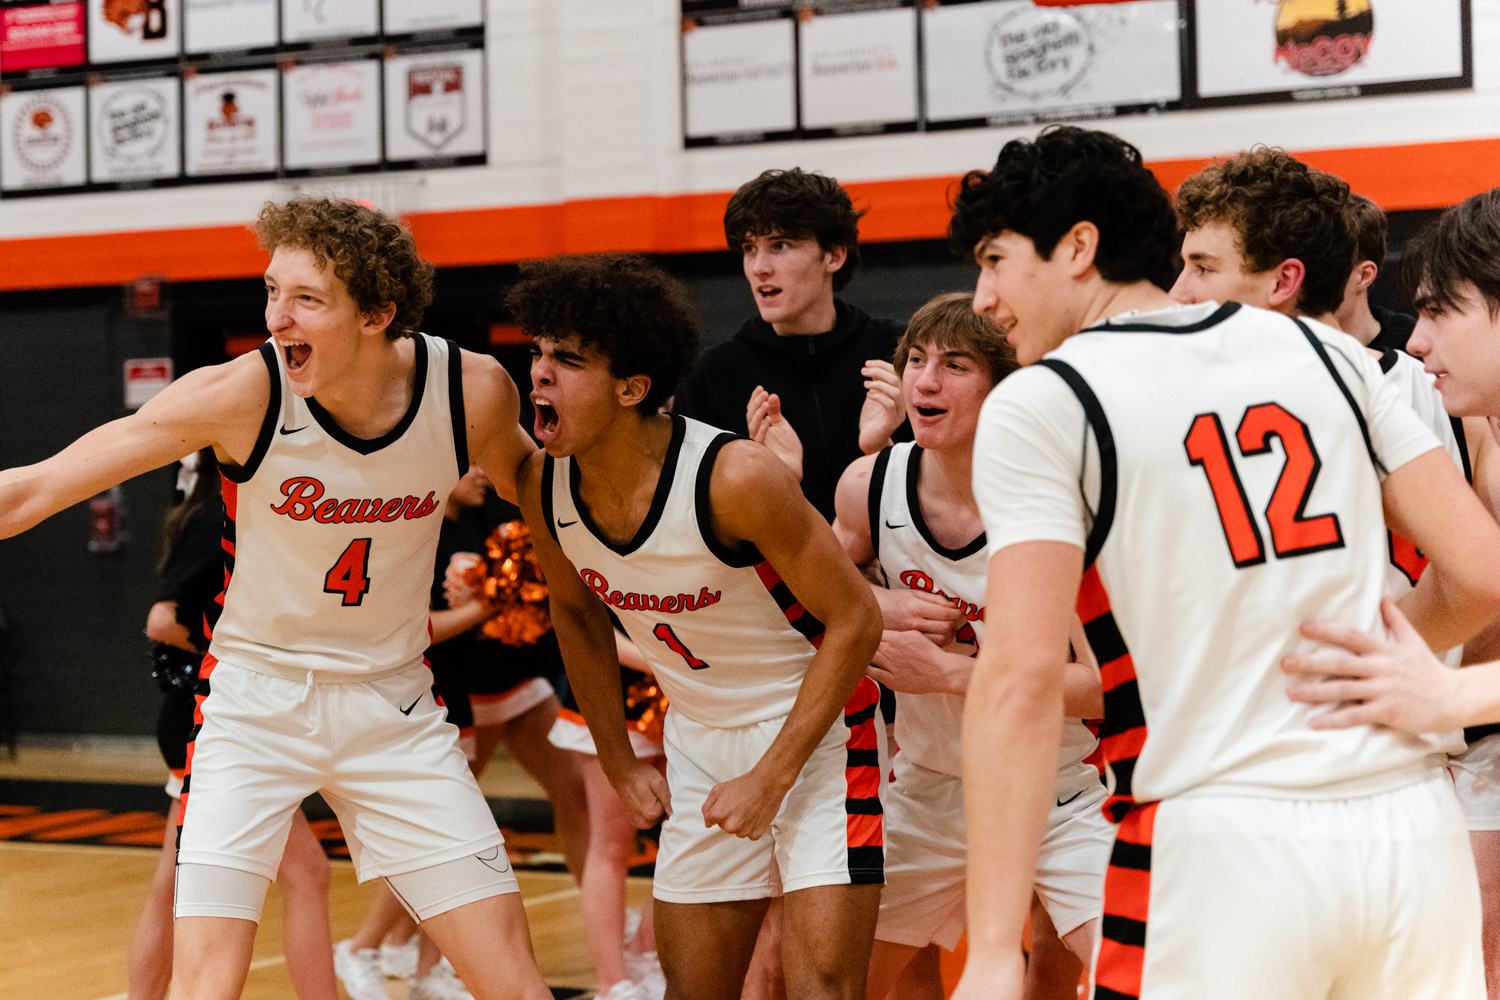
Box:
[540,455,559,544]
[1378,348,1400,375]
[572,413,685,557]
[446,339,468,478]
[1081,301,1241,335]
[1453,416,1473,485]
[1035,359,1116,571]
[1295,319,1387,477]
[1465,723,1500,745]
[907,445,986,560]
[221,342,282,484]
[307,334,429,456]
[696,432,766,568]
[867,446,893,563]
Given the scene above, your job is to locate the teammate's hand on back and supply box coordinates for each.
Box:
[858,360,904,455]
[868,629,971,695]
[873,587,963,644]
[614,760,672,830]
[701,767,792,841]
[746,386,804,482]
[1282,596,1462,735]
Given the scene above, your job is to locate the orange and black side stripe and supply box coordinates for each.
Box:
[176,651,219,847]
[1077,565,1146,823]
[1095,802,1159,1000]
[842,677,884,884]
[753,561,826,649]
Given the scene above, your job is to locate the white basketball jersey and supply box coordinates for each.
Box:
[208,334,464,676]
[871,442,1098,780]
[979,303,1449,821]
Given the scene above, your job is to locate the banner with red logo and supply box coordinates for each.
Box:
[87,0,181,63]
[185,68,279,175]
[1,86,87,190]
[1,1,86,71]
[383,47,484,162]
[283,59,381,170]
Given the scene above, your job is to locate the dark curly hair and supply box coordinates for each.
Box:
[252,197,435,339]
[724,168,865,292]
[1175,149,1355,316]
[948,126,1178,291]
[506,255,700,415]
[1404,190,1500,319]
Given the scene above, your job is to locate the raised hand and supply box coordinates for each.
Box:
[858,360,905,455]
[747,385,804,481]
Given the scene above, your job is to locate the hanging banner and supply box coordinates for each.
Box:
[1,1,87,71]
[184,0,277,53]
[1,86,88,191]
[798,5,918,133]
[682,15,797,144]
[383,47,485,161]
[185,68,279,175]
[89,76,180,181]
[88,0,182,63]
[283,59,381,169]
[281,0,377,43]
[381,0,480,35]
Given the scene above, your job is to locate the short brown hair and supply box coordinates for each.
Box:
[894,292,1017,387]
[253,197,435,339]
[1404,189,1500,319]
[1347,195,1388,267]
[724,168,864,292]
[1175,148,1355,316]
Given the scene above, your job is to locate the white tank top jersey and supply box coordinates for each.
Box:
[973,302,1449,821]
[542,415,821,729]
[207,334,465,676]
[869,442,1097,779]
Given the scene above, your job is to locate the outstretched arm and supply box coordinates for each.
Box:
[0,352,268,540]
[700,440,882,839]
[463,350,538,505]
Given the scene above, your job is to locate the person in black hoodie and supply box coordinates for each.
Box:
[673,168,909,523]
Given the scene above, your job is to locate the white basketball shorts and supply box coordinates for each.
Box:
[548,708,663,759]
[1094,773,1483,1000]
[875,754,1110,950]
[177,654,505,883]
[1451,732,1500,831]
[652,678,885,904]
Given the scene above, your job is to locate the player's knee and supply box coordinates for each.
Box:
[383,848,520,922]
[174,863,272,923]
[277,845,330,896]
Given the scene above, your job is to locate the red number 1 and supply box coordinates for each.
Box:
[324,538,372,606]
[653,623,710,670]
[1185,413,1266,567]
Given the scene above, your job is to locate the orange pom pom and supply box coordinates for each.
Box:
[478,521,553,646]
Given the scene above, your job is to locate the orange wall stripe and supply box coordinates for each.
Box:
[3,136,1498,293]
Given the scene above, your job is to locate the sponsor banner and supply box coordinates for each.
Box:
[283,59,381,169]
[682,17,796,140]
[185,68,278,175]
[1,1,86,71]
[381,0,480,35]
[89,76,180,180]
[282,0,377,43]
[383,48,484,160]
[184,0,277,53]
[798,6,918,130]
[1196,0,1464,100]
[923,0,1180,124]
[88,0,182,63]
[1,86,87,190]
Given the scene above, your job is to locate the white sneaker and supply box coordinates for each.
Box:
[378,932,419,978]
[596,980,647,1000]
[407,958,475,1000]
[333,939,390,1000]
[625,951,666,1000]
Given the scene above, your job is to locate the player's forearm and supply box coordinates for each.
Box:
[962,647,1063,964]
[0,465,54,539]
[428,602,491,644]
[1398,563,1500,653]
[551,602,638,779]
[1454,663,1500,729]
[1062,660,1104,718]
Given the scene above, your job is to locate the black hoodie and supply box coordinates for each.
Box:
[674,299,909,522]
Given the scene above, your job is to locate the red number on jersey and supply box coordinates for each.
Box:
[653,623,710,670]
[1389,532,1428,586]
[1237,403,1344,557]
[324,538,373,606]
[1184,413,1266,567]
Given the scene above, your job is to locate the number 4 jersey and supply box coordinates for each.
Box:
[207,334,464,676]
[973,302,1448,813]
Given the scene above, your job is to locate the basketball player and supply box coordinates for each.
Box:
[1334,195,1419,352]
[0,198,551,1000]
[506,254,886,1000]
[831,292,1110,1000]
[948,126,1500,1000]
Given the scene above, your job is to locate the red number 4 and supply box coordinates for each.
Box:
[325,538,373,606]
[1185,403,1344,568]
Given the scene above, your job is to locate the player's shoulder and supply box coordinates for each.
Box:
[166,344,274,415]
[459,348,518,405]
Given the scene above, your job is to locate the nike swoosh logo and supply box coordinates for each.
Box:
[1055,789,1084,808]
[884,520,906,529]
[558,519,578,528]
[278,425,306,435]
[399,696,421,715]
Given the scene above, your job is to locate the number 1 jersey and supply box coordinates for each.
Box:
[973,302,1446,815]
[207,334,464,676]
